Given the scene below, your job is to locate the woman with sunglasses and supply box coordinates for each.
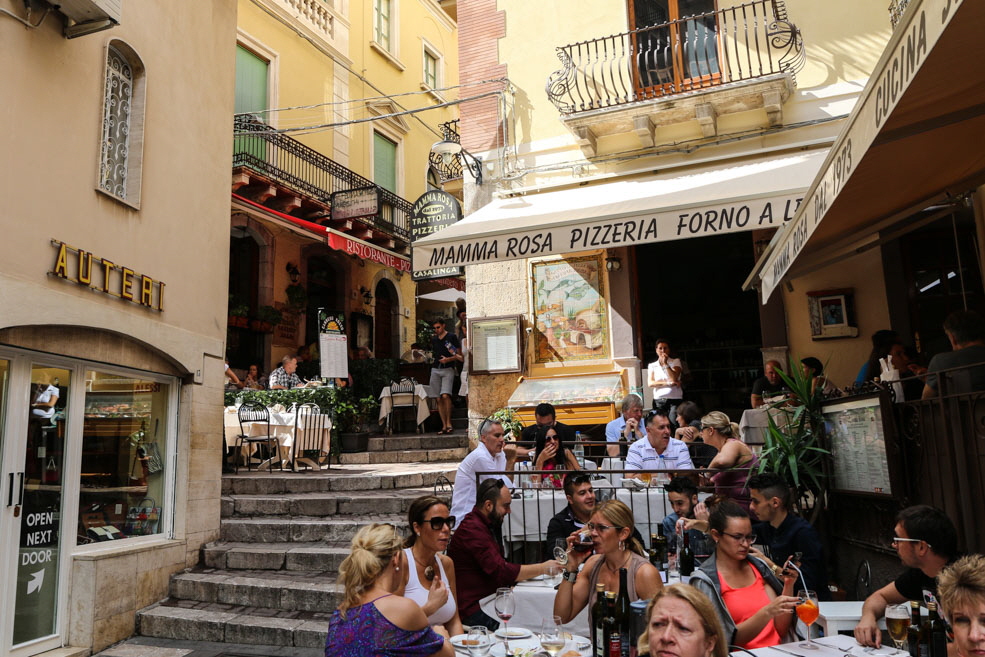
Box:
[554,500,662,626]
[534,425,581,488]
[399,496,464,636]
[689,501,800,649]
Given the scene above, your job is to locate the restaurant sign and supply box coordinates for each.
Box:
[49,240,165,311]
[757,0,956,301]
[411,190,463,280]
[327,231,411,272]
[331,186,380,221]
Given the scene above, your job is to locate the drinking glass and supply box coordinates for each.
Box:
[886,603,912,652]
[466,626,492,657]
[540,616,566,657]
[495,587,516,650]
[796,590,820,648]
[638,471,652,484]
[545,564,562,587]
[553,538,569,565]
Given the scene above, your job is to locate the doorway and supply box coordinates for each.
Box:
[629,0,720,95]
[374,279,399,359]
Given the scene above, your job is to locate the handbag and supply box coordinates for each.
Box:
[125,497,161,536]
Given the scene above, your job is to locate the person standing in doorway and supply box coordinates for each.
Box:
[648,339,684,418]
[429,318,460,435]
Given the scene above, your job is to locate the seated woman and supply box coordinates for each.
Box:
[242,364,266,390]
[533,425,580,488]
[700,411,758,511]
[326,523,453,657]
[638,583,728,657]
[554,500,662,627]
[938,554,985,657]
[398,496,464,637]
[689,501,799,649]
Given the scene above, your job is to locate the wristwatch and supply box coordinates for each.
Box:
[563,570,578,583]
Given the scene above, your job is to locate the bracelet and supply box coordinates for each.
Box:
[563,570,578,583]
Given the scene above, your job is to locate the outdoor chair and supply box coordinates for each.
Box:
[386,377,421,435]
[433,474,453,498]
[235,401,282,473]
[292,403,332,472]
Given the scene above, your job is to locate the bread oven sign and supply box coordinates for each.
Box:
[411,190,462,281]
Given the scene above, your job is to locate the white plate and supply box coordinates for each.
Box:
[495,627,533,640]
[489,638,539,657]
[450,634,479,649]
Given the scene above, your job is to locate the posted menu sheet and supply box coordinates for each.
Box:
[823,397,893,495]
[471,318,520,373]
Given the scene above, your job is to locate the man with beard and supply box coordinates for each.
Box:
[448,479,560,630]
[661,476,713,560]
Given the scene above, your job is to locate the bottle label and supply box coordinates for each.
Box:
[607,638,621,657]
[619,631,631,657]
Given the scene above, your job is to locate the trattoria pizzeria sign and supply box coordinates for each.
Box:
[411,193,804,270]
[49,240,165,311]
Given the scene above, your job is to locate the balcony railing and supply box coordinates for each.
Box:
[233,115,411,241]
[546,0,805,115]
[888,0,910,28]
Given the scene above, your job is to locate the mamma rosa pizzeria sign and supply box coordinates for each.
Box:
[327,232,411,272]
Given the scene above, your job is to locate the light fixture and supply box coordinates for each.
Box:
[360,287,374,305]
[605,256,621,272]
[64,18,117,39]
[285,262,301,284]
[429,140,483,185]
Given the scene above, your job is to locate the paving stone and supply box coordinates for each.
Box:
[226,545,287,570]
[224,615,303,646]
[294,620,329,648]
[220,497,235,518]
[217,576,284,608]
[288,495,338,516]
[138,606,238,642]
[234,496,291,516]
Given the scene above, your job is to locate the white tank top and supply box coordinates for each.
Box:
[403,547,457,626]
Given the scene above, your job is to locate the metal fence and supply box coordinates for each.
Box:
[545,0,805,114]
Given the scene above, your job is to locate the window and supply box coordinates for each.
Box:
[235,45,269,117]
[98,41,145,207]
[424,50,438,89]
[373,131,398,193]
[374,0,391,51]
[630,0,719,92]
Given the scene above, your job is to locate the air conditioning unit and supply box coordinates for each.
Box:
[55,0,121,38]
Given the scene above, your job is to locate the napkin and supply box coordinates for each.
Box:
[270,404,286,413]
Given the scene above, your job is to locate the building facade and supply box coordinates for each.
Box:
[0,0,236,654]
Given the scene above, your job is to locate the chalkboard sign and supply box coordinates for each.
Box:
[821,391,902,499]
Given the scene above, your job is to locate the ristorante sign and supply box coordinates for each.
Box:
[411,193,805,270]
[48,240,165,311]
[327,232,411,272]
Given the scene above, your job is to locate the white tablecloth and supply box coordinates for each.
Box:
[739,408,770,445]
[222,408,331,468]
[815,600,889,636]
[730,630,904,657]
[479,579,591,638]
[378,384,430,426]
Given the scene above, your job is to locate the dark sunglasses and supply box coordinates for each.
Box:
[427,516,456,530]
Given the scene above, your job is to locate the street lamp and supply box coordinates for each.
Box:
[430,140,483,185]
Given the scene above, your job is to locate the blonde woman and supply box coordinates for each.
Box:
[326,523,453,657]
[638,583,729,657]
[938,554,985,657]
[700,411,758,511]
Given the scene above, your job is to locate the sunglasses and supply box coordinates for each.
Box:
[586,522,623,532]
[426,516,456,530]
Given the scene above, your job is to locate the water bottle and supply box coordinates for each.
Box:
[521,461,536,499]
[573,431,585,468]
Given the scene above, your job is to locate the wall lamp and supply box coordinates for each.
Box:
[605,256,622,272]
[360,286,374,305]
[430,140,483,185]
[285,262,301,283]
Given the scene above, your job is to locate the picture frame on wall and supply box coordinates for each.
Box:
[808,288,859,340]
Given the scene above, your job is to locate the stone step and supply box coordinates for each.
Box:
[452,416,468,429]
[219,513,405,543]
[202,541,350,571]
[338,446,467,465]
[137,602,330,648]
[367,434,468,451]
[221,463,457,496]
[168,569,342,611]
[221,486,436,518]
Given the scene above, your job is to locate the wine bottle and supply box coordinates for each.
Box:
[653,527,668,570]
[617,568,632,657]
[592,584,607,657]
[928,602,947,657]
[907,600,921,657]
[919,602,932,657]
[679,530,695,576]
[603,592,620,657]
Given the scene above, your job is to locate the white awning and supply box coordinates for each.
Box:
[412,149,829,270]
[417,288,466,303]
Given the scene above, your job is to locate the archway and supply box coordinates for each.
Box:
[374,279,399,358]
[304,252,346,348]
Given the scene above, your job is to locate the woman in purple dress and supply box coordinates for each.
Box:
[326,523,454,657]
[699,411,759,512]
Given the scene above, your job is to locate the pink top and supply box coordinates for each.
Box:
[718,561,781,649]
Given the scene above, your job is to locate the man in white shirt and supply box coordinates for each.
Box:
[450,419,515,521]
[625,409,694,472]
[605,394,644,457]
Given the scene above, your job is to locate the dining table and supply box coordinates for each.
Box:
[378,383,431,428]
[729,629,907,657]
[222,406,332,470]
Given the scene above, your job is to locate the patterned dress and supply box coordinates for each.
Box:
[325,595,445,657]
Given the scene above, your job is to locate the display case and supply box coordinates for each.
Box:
[508,372,625,426]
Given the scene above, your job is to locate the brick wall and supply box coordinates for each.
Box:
[458,0,507,153]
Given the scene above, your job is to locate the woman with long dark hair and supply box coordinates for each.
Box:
[533,424,580,487]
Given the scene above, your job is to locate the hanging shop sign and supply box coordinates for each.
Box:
[411,190,463,280]
[49,240,165,311]
[327,231,411,272]
[331,186,380,221]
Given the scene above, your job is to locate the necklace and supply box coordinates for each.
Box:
[604,551,632,573]
[411,548,436,581]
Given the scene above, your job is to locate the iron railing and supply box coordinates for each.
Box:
[888,0,911,28]
[546,0,805,114]
[428,119,464,182]
[233,115,411,241]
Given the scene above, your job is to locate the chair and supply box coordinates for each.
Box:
[292,403,332,472]
[235,401,282,473]
[433,474,453,498]
[687,441,718,468]
[386,378,420,435]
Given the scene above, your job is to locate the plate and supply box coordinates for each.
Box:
[489,638,540,657]
[450,634,478,649]
[495,627,533,640]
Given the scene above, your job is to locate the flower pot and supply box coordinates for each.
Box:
[340,431,369,453]
[228,315,249,328]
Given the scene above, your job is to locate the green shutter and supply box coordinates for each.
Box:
[374,132,398,193]
[235,46,268,116]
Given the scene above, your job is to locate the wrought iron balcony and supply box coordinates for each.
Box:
[428,119,464,182]
[546,0,805,116]
[233,115,411,242]
[888,0,910,28]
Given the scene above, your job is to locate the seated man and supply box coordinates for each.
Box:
[624,409,693,472]
[519,402,575,460]
[922,309,985,398]
[448,479,560,630]
[854,505,959,647]
[661,476,712,559]
[267,355,302,390]
[750,360,787,408]
[605,394,644,457]
[747,472,828,599]
[449,419,515,522]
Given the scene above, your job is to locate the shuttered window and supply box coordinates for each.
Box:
[373,132,398,193]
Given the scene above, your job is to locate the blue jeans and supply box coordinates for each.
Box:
[462,609,500,631]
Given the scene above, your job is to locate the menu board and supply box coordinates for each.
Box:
[470,315,522,374]
[822,395,893,496]
[318,309,349,379]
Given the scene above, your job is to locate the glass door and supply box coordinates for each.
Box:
[631,0,721,96]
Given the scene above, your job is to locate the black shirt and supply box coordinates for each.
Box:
[520,420,576,446]
[894,558,958,602]
[754,513,829,600]
[752,376,786,399]
[431,332,461,369]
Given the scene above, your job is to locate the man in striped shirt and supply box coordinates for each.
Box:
[624,409,694,472]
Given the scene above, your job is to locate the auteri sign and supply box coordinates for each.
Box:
[412,194,804,270]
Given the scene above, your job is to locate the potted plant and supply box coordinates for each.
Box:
[253,305,283,332]
[336,390,379,452]
[489,407,524,441]
[285,283,307,313]
[228,296,250,328]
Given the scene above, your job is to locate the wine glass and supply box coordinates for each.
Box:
[540,616,566,657]
[495,587,516,651]
[796,590,820,648]
[467,626,492,657]
[553,538,569,566]
[886,603,911,652]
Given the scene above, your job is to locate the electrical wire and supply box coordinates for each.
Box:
[0,4,51,28]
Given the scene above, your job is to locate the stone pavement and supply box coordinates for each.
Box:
[92,635,322,657]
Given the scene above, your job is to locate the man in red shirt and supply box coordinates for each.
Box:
[447,479,560,630]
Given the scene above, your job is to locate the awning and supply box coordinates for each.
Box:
[746,0,985,301]
[411,149,829,270]
[417,288,466,303]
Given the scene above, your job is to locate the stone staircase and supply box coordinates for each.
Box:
[134,425,469,651]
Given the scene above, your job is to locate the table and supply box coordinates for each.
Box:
[222,407,332,470]
[739,408,769,446]
[378,383,431,428]
[479,579,591,638]
[816,601,887,636]
[730,631,906,657]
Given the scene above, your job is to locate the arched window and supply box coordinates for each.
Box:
[99,40,146,207]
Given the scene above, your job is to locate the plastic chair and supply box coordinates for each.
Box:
[293,403,332,472]
[235,402,282,473]
[386,378,420,435]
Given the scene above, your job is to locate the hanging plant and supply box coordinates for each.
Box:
[285,284,307,312]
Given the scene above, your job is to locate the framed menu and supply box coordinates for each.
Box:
[469,315,523,375]
[821,391,901,499]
